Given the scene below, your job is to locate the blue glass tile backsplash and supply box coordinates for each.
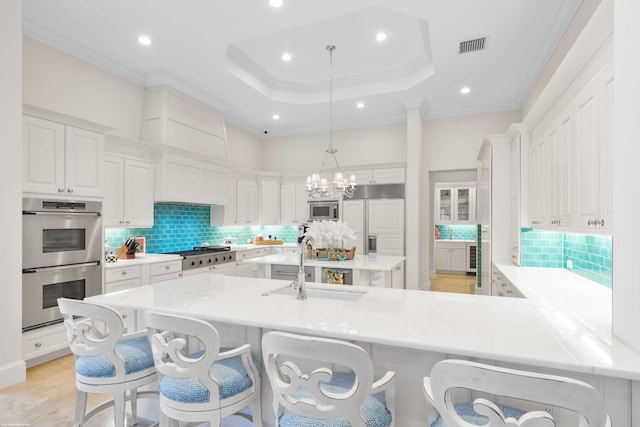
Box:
[105,203,298,254]
[435,225,477,241]
[520,228,612,288]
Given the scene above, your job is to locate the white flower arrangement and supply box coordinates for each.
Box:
[305,220,356,248]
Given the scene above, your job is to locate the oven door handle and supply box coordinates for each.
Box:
[22,211,101,216]
[23,261,102,274]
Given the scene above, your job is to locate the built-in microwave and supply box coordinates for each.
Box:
[308,200,340,221]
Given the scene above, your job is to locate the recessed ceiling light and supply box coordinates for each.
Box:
[272,114,280,120]
[281,53,292,62]
[376,32,387,42]
[269,0,283,8]
[356,102,365,109]
[137,35,152,46]
[460,86,471,95]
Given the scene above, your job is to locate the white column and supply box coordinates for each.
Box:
[0,0,26,389]
[612,0,640,351]
[403,100,424,290]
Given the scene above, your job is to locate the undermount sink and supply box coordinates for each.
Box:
[264,284,367,301]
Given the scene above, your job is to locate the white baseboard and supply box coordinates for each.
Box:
[0,359,26,390]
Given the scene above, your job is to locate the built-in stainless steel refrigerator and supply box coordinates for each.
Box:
[342,184,405,256]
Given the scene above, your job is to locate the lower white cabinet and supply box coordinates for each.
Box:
[491,267,524,298]
[210,262,237,276]
[236,247,272,278]
[149,260,183,283]
[435,241,467,272]
[22,322,69,367]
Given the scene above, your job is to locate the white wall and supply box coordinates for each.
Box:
[261,122,407,174]
[225,124,264,171]
[425,110,521,171]
[612,0,640,351]
[22,37,145,140]
[0,0,26,389]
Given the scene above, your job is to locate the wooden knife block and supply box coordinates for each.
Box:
[116,244,136,259]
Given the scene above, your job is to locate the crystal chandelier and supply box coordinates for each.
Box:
[306,45,356,199]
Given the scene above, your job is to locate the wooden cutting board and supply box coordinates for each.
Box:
[252,239,284,245]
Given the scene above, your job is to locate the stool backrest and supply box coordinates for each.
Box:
[429,359,610,427]
[262,331,374,426]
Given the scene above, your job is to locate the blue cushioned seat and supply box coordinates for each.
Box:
[430,402,525,427]
[159,348,257,404]
[277,371,392,427]
[76,335,154,378]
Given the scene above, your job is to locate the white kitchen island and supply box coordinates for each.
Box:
[243,253,406,288]
[87,273,640,426]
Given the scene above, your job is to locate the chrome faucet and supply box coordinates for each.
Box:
[292,235,316,300]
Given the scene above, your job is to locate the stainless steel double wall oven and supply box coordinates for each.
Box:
[22,198,103,331]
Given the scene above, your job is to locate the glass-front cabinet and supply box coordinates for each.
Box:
[435,183,476,225]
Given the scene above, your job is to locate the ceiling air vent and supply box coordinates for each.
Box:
[458,37,486,54]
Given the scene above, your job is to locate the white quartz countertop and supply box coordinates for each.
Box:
[230,243,299,251]
[87,273,640,381]
[104,253,182,268]
[243,253,405,271]
[435,239,477,244]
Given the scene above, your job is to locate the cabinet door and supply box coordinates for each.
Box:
[260,177,280,225]
[368,199,404,234]
[124,159,154,228]
[295,183,309,223]
[211,263,236,276]
[574,80,600,228]
[236,180,251,224]
[236,262,257,278]
[455,187,474,223]
[558,107,574,228]
[246,181,259,224]
[547,126,560,225]
[372,167,405,183]
[435,248,452,271]
[224,178,237,225]
[22,116,65,195]
[375,233,404,256]
[280,184,296,224]
[160,158,202,203]
[103,154,124,227]
[450,248,467,272]
[435,187,453,224]
[65,126,104,197]
[343,169,373,185]
[599,66,614,230]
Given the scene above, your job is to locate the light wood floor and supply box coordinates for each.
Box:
[0,354,251,426]
[430,273,477,294]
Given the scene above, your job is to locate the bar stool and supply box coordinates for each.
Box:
[144,310,262,426]
[57,298,157,427]
[424,359,611,426]
[262,331,396,427]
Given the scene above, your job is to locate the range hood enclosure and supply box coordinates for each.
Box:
[141,85,229,162]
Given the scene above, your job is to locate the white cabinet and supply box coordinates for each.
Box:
[23,115,104,198]
[368,199,404,234]
[491,267,524,298]
[574,67,613,231]
[22,322,69,367]
[435,241,467,272]
[154,154,230,205]
[342,167,405,184]
[260,176,281,225]
[148,260,182,283]
[235,179,259,225]
[434,183,476,225]
[210,262,236,276]
[281,183,309,224]
[105,265,142,293]
[104,155,154,228]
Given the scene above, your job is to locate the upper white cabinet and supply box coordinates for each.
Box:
[574,66,613,231]
[104,154,154,228]
[260,175,281,225]
[281,182,308,224]
[342,167,405,184]
[23,115,104,198]
[434,183,476,225]
[235,179,259,225]
[154,154,230,206]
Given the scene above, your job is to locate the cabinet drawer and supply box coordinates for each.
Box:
[149,271,182,284]
[105,265,141,283]
[106,277,141,293]
[150,260,182,277]
[23,323,69,361]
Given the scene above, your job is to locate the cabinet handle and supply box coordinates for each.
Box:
[57,188,65,193]
[67,188,74,193]
[121,271,127,276]
[125,220,130,224]
[165,265,171,270]
[119,220,125,224]
[35,342,42,348]
[122,313,128,319]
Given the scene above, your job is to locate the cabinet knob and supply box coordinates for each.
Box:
[122,313,128,319]
[57,188,65,193]
[165,265,171,270]
[119,220,125,224]
[67,188,74,193]
[121,271,127,276]
[35,342,42,348]
[125,220,130,224]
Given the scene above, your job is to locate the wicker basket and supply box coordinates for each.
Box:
[307,246,356,261]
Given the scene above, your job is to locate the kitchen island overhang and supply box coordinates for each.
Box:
[87,273,640,426]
